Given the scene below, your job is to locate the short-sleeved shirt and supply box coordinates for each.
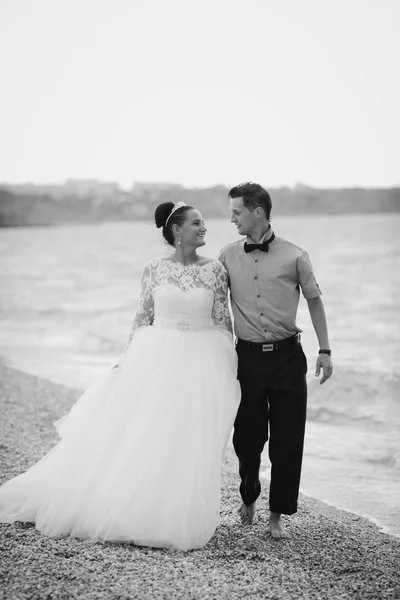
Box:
[219,228,321,343]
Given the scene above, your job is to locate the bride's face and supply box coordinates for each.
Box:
[179,209,207,248]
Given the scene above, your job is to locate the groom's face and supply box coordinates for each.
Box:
[229,197,256,236]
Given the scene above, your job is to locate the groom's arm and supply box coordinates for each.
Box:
[306,296,333,385]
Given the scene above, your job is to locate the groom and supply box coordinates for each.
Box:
[219,182,333,538]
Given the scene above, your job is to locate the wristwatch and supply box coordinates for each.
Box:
[318,349,332,356]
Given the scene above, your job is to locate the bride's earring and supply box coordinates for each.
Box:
[177,232,181,246]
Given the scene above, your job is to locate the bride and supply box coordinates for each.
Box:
[0,201,241,551]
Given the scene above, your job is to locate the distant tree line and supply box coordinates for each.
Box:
[0,182,399,227]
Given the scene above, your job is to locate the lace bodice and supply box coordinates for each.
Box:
[120,257,232,357]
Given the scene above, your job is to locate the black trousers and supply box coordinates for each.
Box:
[233,337,307,515]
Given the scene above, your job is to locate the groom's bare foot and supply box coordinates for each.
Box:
[237,502,256,525]
[269,512,290,539]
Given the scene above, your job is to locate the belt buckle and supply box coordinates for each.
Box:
[262,343,274,352]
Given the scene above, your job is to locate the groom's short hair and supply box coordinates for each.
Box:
[228,182,272,220]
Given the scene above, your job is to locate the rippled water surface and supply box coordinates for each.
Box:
[1,214,399,536]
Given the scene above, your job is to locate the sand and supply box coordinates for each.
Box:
[0,364,399,600]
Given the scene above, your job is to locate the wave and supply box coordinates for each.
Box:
[365,452,400,470]
[306,405,381,427]
[307,367,400,429]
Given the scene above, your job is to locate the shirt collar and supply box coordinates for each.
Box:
[247,225,274,245]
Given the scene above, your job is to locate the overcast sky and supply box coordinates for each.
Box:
[0,0,399,189]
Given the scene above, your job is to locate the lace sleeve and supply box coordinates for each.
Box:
[112,261,154,368]
[211,261,233,334]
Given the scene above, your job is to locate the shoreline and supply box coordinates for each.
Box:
[297,486,400,542]
[1,364,400,599]
[2,356,399,541]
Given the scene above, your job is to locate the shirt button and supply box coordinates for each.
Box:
[255,259,258,263]
[260,313,263,316]
[254,276,257,280]
[264,329,267,332]
[257,294,260,298]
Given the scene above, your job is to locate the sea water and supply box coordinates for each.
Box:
[0,214,399,537]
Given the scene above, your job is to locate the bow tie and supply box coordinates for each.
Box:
[244,233,275,253]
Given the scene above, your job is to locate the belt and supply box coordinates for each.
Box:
[237,333,301,352]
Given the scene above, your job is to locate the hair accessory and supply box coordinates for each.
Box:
[165,202,186,227]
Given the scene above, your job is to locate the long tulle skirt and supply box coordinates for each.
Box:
[0,326,240,550]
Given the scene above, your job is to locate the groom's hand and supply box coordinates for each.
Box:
[315,354,333,385]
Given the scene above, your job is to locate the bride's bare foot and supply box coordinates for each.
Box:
[237,502,256,525]
[269,512,290,539]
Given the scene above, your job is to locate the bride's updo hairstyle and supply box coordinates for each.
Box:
[154,202,193,246]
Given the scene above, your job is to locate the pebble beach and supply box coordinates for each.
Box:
[0,364,399,600]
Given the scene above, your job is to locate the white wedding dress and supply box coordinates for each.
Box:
[0,258,240,551]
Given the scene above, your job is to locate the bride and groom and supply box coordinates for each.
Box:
[0,182,333,551]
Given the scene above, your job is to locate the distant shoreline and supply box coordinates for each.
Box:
[1,182,399,227]
[2,210,400,230]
